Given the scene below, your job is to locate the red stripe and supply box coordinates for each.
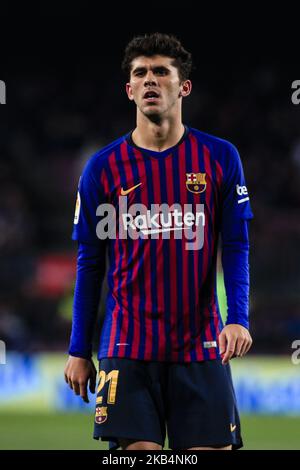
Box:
[132,148,153,360]
[150,158,166,360]
[178,142,192,361]
[215,160,223,191]
[117,142,137,357]
[164,155,179,361]
[105,151,123,357]
[100,167,110,196]
[128,149,145,359]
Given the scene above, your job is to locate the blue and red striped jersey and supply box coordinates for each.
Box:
[71,126,253,362]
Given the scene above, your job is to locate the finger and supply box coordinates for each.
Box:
[79,382,89,403]
[235,337,245,357]
[64,373,69,384]
[72,381,80,396]
[222,338,237,365]
[68,378,73,390]
[218,332,227,356]
[243,339,253,355]
[239,340,249,357]
[240,336,252,356]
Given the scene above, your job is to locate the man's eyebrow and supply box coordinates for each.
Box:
[132,65,171,74]
[132,66,147,74]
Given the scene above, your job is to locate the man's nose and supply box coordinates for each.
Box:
[144,71,157,86]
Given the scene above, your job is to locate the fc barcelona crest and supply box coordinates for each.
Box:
[186,173,206,194]
[95,406,108,424]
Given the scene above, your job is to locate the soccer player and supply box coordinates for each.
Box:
[64,33,253,451]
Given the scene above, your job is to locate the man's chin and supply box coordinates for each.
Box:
[142,106,162,119]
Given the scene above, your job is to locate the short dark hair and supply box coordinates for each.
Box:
[122,32,193,82]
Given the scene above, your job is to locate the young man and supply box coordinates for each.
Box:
[64,33,253,451]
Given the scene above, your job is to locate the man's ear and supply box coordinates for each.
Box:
[126,83,134,101]
[180,80,192,98]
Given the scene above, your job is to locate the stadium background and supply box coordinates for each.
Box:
[0,15,300,450]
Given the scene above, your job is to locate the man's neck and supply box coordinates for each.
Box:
[131,119,185,152]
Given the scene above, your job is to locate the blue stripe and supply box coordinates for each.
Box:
[208,158,222,360]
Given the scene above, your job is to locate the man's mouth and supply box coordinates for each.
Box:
[143,90,160,102]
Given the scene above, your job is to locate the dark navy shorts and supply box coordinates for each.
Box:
[93,357,243,450]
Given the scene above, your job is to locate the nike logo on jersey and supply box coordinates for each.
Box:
[230,423,237,432]
[120,183,142,196]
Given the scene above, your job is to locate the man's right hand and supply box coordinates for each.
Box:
[64,356,97,403]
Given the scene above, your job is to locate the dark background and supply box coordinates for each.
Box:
[0,11,299,356]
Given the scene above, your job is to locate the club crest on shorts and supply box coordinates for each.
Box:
[95,406,108,424]
[186,173,206,194]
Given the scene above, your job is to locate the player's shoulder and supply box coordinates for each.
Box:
[189,127,240,164]
[83,134,127,173]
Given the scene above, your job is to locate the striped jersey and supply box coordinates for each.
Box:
[72,126,253,362]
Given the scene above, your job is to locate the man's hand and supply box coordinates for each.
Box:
[219,324,252,365]
[64,356,97,403]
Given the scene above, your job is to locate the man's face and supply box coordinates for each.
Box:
[126,55,191,119]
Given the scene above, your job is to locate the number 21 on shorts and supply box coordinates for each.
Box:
[96,370,119,405]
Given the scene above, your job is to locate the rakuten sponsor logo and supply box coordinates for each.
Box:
[96,198,205,250]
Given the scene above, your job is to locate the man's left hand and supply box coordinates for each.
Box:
[218,324,252,365]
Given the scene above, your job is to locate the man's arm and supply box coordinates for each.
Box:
[219,218,252,364]
[218,143,254,364]
[65,151,108,401]
[64,241,106,402]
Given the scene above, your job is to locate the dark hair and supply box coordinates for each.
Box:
[122,32,192,82]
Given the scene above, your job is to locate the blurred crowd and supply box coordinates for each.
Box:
[0,58,299,355]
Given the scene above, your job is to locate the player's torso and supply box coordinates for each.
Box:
[98,128,224,362]
[99,128,223,246]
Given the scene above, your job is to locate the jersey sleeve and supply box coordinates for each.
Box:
[220,143,252,329]
[221,143,254,225]
[71,154,107,244]
[68,241,106,359]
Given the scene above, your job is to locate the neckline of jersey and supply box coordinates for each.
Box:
[125,125,190,159]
